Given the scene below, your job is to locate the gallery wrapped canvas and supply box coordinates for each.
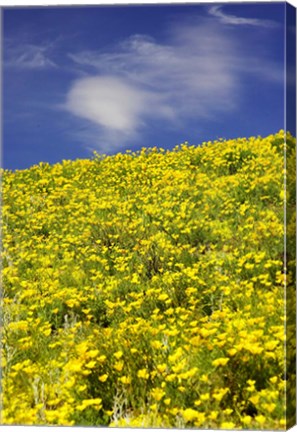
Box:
[1,1,296,430]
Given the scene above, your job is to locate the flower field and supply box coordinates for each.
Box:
[1,131,295,428]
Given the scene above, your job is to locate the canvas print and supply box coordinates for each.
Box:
[1,1,296,430]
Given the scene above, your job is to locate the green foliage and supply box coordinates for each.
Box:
[1,131,294,429]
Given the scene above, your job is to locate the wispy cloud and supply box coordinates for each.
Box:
[4,42,57,69]
[208,5,278,28]
[64,12,281,152]
[65,25,237,151]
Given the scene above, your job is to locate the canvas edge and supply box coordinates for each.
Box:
[285,1,297,430]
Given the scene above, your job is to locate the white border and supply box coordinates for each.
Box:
[0,425,294,432]
[0,1,296,432]
[0,0,296,7]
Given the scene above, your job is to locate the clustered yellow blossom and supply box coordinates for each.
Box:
[1,131,295,428]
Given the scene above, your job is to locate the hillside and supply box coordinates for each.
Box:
[1,131,296,428]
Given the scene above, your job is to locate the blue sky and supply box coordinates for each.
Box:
[3,2,287,170]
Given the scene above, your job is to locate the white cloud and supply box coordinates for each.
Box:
[208,5,278,28]
[5,43,56,69]
[65,75,172,133]
[64,75,177,152]
[65,25,238,151]
[65,13,281,152]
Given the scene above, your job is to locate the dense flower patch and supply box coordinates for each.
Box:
[1,131,295,428]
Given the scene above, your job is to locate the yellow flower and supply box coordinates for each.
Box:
[158,293,168,301]
[168,347,183,363]
[255,415,266,425]
[156,363,167,373]
[269,376,278,384]
[223,408,233,415]
[194,412,206,426]
[201,374,209,383]
[76,341,89,355]
[151,340,163,349]
[212,357,229,367]
[249,395,260,405]
[245,343,263,355]
[209,411,218,421]
[213,388,229,402]
[182,408,199,422]
[78,384,87,392]
[88,349,99,358]
[165,374,176,382]
[150,388,165,402]
[262,403,276,413]
[242,415,252,425]
[200,393,210,401]
[137,369,150,379]
[280,419,286,427]
[85,360,96,369]
[165,308,174,316]
[3,131,288,427]
[98,374,108,382]
[76,398,102,411]
[264,341,278,350]
[119,376,131,384]
[8,321,29,331]
[221,421,235,429]
[65,299,78,308]
[66,359,82,373]
[114,361,124,372]
[150,403,158,411]
[170,407,179,416]
[114,350,123,359]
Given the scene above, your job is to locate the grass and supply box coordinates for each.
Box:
[1,130,295,428]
